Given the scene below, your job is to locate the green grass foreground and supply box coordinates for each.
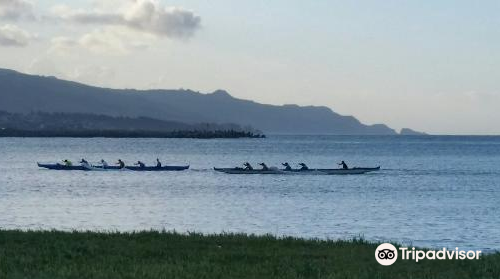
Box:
[0,230,499,279]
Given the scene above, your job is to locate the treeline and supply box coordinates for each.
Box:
[0,128,265,139]
[0,111,265,139]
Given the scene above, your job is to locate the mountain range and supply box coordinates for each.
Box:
[0,68,415,135]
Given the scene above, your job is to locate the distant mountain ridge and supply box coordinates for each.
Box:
[0,68,406,135]
[400,128,427,136]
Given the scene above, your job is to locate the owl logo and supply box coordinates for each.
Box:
[377,249,396,260]
[375,243,398,266]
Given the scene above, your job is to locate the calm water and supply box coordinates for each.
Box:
[0,136,499,251]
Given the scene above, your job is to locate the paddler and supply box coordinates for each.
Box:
[243,162,253,170]
[117,159,125,169]
[299,163,309,170]
[282,162,292,170]
[62,159,72,166]
[80,159,91,169]
[338,161,349,169]
[156,158,162,168]
[259,163,269,171]
[100,159,108,168]
[135,161,146,168]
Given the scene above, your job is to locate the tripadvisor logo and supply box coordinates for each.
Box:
[375,243,398,266]
[375,243,482,266]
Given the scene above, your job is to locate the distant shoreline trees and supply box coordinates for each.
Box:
[0,128,265,139]
[0,111,265,139]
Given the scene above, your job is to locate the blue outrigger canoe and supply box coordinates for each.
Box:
[37,163,189,171]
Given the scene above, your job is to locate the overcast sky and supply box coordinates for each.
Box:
[1,0,499,134]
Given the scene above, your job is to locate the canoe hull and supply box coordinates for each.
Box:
[317,166,380,175]
[214,166,380,175]
[214,168,284,174]
[38,163,189,171]
[37,163,88,171]
[125,165,189,171]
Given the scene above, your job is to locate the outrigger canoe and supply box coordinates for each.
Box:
[214,168,285,175]
[37,163,189,171]
[37,163,125,171]
[125,165,189,171]
[37,163,89,171]
[214,166,380,175]
[315,167,380,175]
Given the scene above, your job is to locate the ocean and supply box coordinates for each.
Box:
[0,135,499,251]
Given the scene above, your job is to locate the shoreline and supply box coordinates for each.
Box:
[1,230,499,278]
[0,129,266,139]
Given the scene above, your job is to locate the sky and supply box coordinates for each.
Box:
[1,0,499,135]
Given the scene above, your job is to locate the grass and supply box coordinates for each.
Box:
[0,230,499,279]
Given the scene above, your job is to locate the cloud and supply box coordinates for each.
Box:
[49,27,150,55]
[50,5,123,25]
[51,0,201,39]
[48,36,79,54]
[124,1,201,38]
[0,24,33,46]
[0,0,33,20]
[78,28,131,55]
